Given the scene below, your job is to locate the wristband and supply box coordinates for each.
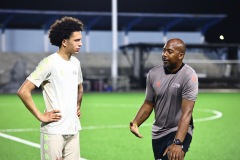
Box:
[133,123,138,127]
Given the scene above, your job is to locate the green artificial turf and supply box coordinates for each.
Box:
[0,92,239,160]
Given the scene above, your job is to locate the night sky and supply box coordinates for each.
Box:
[0,0,239,43]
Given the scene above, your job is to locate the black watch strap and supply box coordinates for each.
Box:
[173,139,184,149]
[173,139,183,145]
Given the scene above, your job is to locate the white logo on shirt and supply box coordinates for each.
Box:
[171,83,180,88]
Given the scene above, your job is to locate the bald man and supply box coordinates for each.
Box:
[130,38,198,160]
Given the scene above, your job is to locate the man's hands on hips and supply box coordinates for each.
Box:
[41,109,62,123]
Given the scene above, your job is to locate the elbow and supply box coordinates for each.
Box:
[17,88,23,98]
[80,89,84,95]
[17,88,27,99]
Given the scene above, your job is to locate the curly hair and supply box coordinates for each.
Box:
[49,16,84,47]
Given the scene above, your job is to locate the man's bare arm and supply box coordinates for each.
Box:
[17,80,61,122]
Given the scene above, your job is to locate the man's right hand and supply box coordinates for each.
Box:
[40,109,62,123]
[129,121,143,138]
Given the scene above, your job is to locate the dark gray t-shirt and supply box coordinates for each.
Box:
[145,64,198,139]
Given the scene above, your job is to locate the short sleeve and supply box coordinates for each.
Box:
[27,57,51,87]
[145,72,155,103]
[182,72,198,101]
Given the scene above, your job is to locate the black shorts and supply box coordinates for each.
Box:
[152,131,192,160]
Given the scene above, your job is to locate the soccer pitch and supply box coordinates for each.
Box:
[0,91,240,160]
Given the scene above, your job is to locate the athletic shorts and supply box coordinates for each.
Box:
[152,131,192,160]
[40,132,80,160]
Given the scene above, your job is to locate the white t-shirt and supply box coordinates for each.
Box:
[27,53,83,135]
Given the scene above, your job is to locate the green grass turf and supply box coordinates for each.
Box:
[0,92,240,160]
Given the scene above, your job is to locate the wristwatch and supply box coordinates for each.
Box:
[173,139,184,149]
[173,139,183,145]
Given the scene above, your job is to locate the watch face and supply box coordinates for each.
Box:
[174,139,182,145]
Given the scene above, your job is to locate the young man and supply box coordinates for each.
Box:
[130,38,198,160]
[17,16,84,160]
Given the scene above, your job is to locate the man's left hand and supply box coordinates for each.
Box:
[163,144,184,160]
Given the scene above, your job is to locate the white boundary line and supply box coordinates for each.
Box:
[0,132,88,160]
[0,109,223,133]
[0,128,39,133]
[0,108,222,160]
[0,132,40,148]
[193,109,223,122]
[0,133,87,160]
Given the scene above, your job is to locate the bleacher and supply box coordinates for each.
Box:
[0,50,239,93]
[0,52,132,92]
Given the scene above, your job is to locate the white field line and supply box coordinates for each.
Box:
[0,123,153,133]
[0,109,222,160]
[193,109,223,122]
[0,128,39,132]
[0,109,222,133]
[0,132,40,148]
[0,132,87,160]
[0,103,142,108]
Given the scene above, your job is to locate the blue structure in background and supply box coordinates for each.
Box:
[0,9,226,53]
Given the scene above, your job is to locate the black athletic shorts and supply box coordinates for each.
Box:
[152,131,192,160]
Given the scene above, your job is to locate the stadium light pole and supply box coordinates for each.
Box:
[1,31,6,52]
[44,30,49,53]
[85,31,90,53]
[111,0,118,91]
